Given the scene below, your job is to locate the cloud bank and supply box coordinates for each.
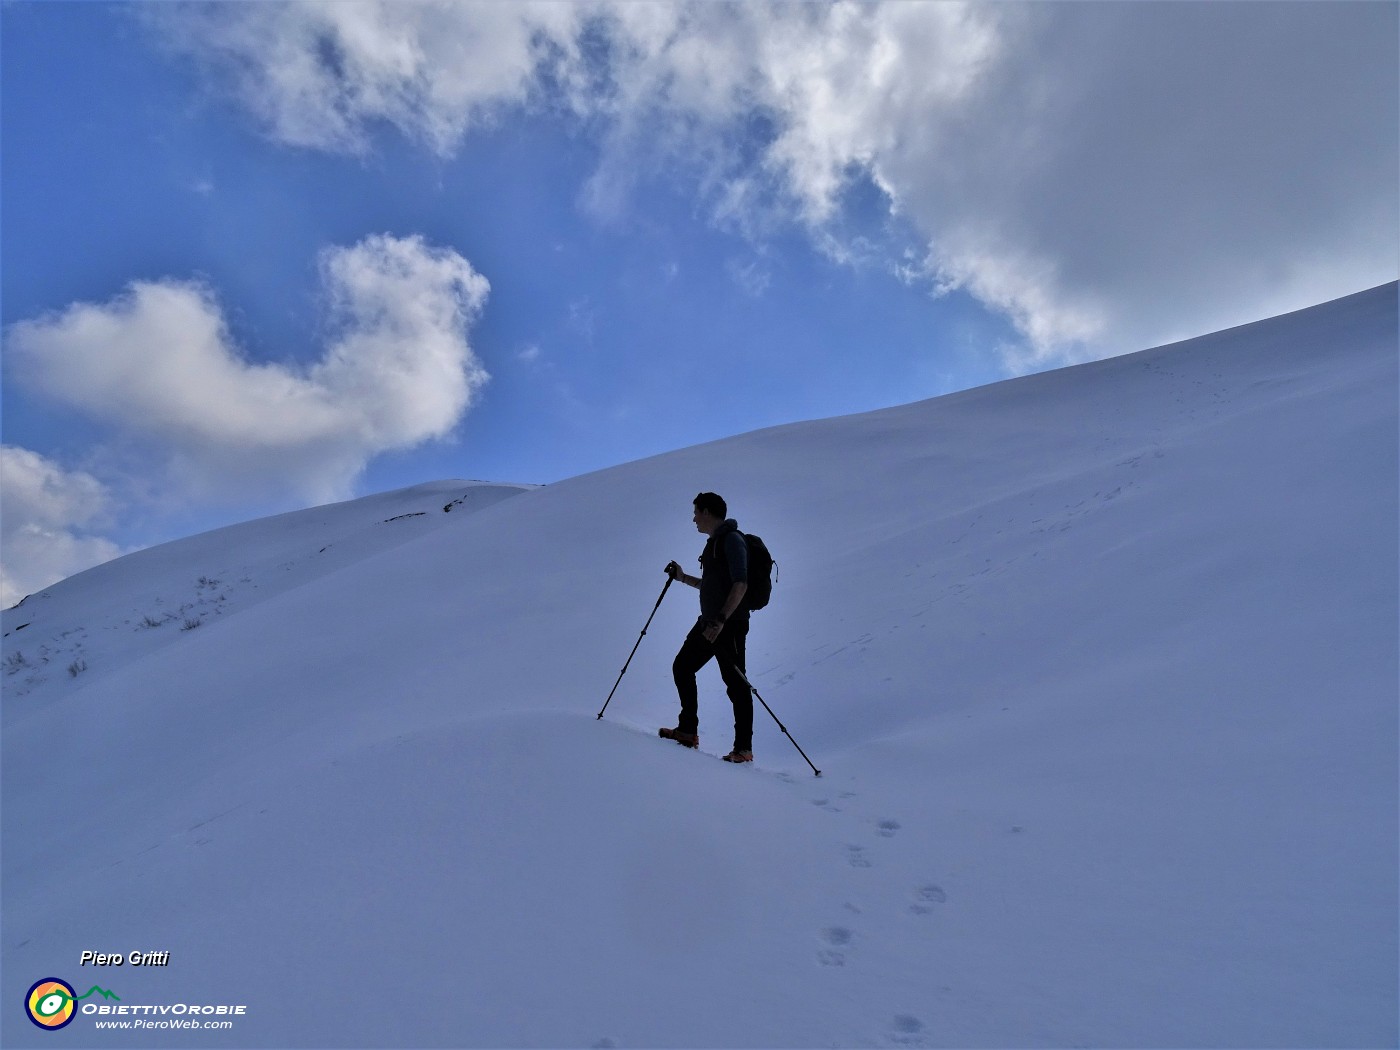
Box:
[8,234,490,506]
[148,1,1398,369]
[0,446,124,607]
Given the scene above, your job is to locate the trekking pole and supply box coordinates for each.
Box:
[720,653,822,777]
[597,572,673,720]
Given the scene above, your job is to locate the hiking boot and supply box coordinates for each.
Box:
[659,727,699,748]
[722,749,754,763]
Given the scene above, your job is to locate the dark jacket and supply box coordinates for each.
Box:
[698,519,749,622]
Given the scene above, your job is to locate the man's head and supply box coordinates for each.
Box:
[692,491,727,535]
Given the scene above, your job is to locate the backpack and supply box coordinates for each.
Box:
[741,532,776,611]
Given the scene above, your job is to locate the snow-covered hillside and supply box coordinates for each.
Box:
[4,284,1396,1048]
[2,481,536,720]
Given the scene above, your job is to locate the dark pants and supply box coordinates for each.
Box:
[673,617,752,751]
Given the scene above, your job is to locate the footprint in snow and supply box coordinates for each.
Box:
[817,926,853,967]
[876,820,900,838]
[910,885,946,914]
[886,1014,927,1047]
[845,845,872,868]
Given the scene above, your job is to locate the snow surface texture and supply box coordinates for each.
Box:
[4,285,1396,1048]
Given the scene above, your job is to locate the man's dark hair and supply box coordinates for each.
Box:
[693,491,727,519]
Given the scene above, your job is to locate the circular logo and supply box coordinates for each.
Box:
[26,978,77,1030]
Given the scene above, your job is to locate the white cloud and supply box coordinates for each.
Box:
[726,256,772,299]
[603,0,1397,365]
[0,446,125,607]
[898,2,1400,366]
[7,234,490,505]
[143,1,591,156]
[150,1,1398,370]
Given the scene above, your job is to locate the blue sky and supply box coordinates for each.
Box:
[3,1,1396,605]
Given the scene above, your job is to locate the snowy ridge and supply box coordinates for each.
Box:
[3,285,1396,1048]
[2,481,534,725]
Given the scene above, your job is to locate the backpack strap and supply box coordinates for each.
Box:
[703,526,747,581]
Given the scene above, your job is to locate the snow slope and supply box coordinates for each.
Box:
[3,480,537,723]
[3,284,1396,1048]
